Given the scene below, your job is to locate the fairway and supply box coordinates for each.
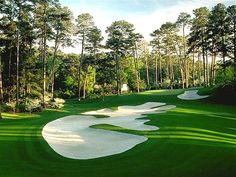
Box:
[0,89,236,177]
[1,0,236,176]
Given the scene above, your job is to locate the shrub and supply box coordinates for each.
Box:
[162,79,171,89]
[44,92,53,106]
[6,101,17,113]
[25,98,41,113]
[215,65,234,84]
[49,98,65,109]
[209,82,236,105]
[103,84,116,94]
[93,85,103,95]
[16,103,26,112]
[87,93,101,100]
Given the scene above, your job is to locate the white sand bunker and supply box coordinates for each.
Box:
[177,90,209,100]
[42,102,176,159]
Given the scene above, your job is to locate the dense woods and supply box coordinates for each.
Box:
[0,1,235,115]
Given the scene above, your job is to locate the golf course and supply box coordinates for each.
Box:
[1,89,236,177]
[1,0,236,176]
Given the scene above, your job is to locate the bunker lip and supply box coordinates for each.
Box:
[42,102,176,160]
[177,90,209,100]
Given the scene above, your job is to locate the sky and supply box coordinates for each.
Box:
[59,0,236,54]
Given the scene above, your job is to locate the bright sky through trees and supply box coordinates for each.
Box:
[60,0,235,53]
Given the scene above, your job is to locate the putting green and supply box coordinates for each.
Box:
[0,89,236,177]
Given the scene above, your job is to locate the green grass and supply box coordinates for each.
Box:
[0,89,236,177]
[198,86,217,95]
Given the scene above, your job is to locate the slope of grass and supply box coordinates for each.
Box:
[198,86,216,95]
[0,90,236,177]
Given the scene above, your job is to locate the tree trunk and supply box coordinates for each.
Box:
[167,45,173,89]
[51,30,59,98]
[180,68,185,89]
[222,32,226,74]
[16,28,20,107]
[51,72,55,97]
[234,21,236,80]
[166,50,169,80]
[178,56,185,89]
[192,51,195,87]
[8,48,12,102]
[145,56,150,89]
[155,55,158,89]
[0,52,3,119]
[119,61,122,95]
[43,28,47,108]
[134,44,140,92]
[78,31,85,101]
[135,59,140,92]
[184,60,188,88]
[159,53,162,87]
[179,56,185,88]
[202,39,206,87]
[16,1,23,109]
[198,51,201,86]
[83,71,88,99]
[209,43,215,86]
[78,65,82,100]
[206,49,209,87]
[186,59,189,88]
[179,58,185,89]
[211,52,216,85]
[115,53,120,95]
[183,25,188,88]
[210,41,216,86]
[83,82,86,99]
[8,49,12,78]
[42,39,47,107]
[42,17,47,108]
[23,66,27,104]
[170,56,174,89]
[92,48,97,90]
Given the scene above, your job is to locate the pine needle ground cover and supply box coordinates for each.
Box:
[0,89,236,177]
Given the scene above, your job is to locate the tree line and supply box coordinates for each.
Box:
[0,1,235,117]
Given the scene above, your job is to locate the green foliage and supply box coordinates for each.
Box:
[176,12,192,28]
[96,53,116,88]
[126,69,137,91]
[87,93,101,100]
[215,65,234,84]
[76,13,94,35]
[138,79,147,91]
[106,20,135,54]
[56,53,79,98]
[162,79,171,89]
[65,76,75,87]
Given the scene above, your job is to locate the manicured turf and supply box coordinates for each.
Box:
[0,89,236,177]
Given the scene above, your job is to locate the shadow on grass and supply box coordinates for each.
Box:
[92,124,236,148]
[172,108,236,121]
